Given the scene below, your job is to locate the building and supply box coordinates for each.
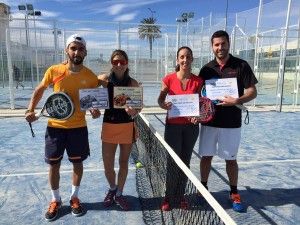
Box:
[0,3,10,42]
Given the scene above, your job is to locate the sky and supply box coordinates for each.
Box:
[4,0,275,25]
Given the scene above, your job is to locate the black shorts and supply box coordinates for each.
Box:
[45,126,90,165]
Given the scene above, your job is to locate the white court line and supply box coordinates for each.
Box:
[2,159,300,178]
[190,158,300,166]
[0,167,137,178]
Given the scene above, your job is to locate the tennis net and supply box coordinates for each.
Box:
[132,113,237,225]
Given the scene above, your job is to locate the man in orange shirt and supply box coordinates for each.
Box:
[25,34,100,221]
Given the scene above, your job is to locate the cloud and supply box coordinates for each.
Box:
[109,4,126,15]
[52,0,82,2]
[40,10,60,18]
[113,13,137,22]
[85,0,168,16]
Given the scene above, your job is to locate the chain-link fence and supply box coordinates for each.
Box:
[0,0,300,110]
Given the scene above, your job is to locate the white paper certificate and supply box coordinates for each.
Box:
[167,94,199,118]
[113,86,143,109]
[205,78,239,100]
[79,88,109,110]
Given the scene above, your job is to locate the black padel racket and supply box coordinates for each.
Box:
[29,92,74,137]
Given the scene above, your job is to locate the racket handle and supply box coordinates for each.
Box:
[28,122,36,137]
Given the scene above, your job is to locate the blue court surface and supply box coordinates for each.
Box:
[0,110,300,225]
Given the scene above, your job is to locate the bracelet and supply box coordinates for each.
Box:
[25,109,34,115]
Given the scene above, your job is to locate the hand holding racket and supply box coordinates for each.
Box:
[200,86,249,124]
[196,96,215,123]
[26,92,74,137]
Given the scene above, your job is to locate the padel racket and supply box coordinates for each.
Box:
[198,96,215,123]
[29,92,74,137]
[200,86,249,124]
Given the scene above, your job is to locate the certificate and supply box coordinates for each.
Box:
[113,86,143,109]
[167,94,199,118]
[205,78,239,100]
[79,88,109,110]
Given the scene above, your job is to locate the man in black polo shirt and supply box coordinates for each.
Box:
[198,30,258,212]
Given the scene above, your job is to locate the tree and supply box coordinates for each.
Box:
[138,17,161,60]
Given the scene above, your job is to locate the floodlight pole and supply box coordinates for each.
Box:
[18,4,41,86]
[225,0,229,31]
[176,18,182,50]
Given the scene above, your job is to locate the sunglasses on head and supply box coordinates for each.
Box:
[112,60,128,66]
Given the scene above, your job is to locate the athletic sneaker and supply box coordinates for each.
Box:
[103,189,117,207]
[161,197,170,211]
[180,197,189,210]
[45,200,62,221]
[70,197,84,216]
[115,195,130,211]
[230,193,244,212]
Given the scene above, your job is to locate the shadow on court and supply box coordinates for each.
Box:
[84,195,141,211]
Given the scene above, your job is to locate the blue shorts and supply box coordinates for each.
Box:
[45,126,90,165]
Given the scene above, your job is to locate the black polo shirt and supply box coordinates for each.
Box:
[199,54,258,128]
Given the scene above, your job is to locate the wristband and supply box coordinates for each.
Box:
[25,109,34,115]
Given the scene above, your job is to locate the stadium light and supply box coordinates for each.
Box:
[18,4,42,46]
[177,12,194,46]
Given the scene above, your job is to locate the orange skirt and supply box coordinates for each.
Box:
[101,122,138,144]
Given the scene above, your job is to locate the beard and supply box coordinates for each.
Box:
[67,53,84,65]
[214,49,229,60]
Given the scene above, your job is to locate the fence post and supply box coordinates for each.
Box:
[6,28,15,109]
[276,0,292,112]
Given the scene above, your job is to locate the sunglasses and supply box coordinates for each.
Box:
[112,60,128,66]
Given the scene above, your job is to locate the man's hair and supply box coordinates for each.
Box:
[211,30,230,44]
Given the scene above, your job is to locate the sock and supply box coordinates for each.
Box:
[116,189,123,197]
[201,181,208,190]
[51,189,60,202]
[230,185,238,195]
[70,185,80,199]
[109,185,117,191]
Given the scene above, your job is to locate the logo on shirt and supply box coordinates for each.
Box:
[227,71,237,76]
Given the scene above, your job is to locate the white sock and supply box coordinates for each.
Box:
[70,185,80,199]
[51,189,60,202]
[109,185,117,191]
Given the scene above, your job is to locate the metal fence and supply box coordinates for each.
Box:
[0,0,300,110]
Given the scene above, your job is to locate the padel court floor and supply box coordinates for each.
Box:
[0,107,299,224]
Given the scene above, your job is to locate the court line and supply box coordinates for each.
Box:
[2,159,300,178]
[189,158,300,166]
[0,167,137,178]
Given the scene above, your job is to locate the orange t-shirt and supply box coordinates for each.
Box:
[41,64,99,128]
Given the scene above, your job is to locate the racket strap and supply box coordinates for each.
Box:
[243,109,249,125]
[29,122,36,137]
